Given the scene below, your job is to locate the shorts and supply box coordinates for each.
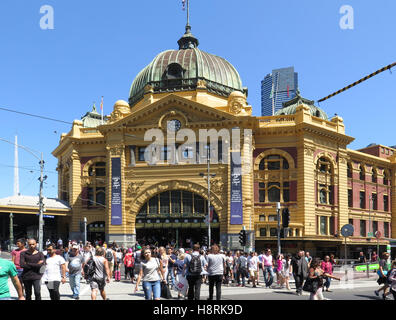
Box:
[108,262,114,273]
[249,270,258,278]
[90,278,106,291]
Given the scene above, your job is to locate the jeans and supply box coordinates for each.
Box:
[168,268,176,288]
[263,266,274,287]
[324,277,331,289]
[69,273,81,297]
[208,275,223,300]
[45,281,61,300]
[23,279,41,300]
[142,280,161,300]
[236,268,247,286]
[186,275,202,300]
[294,274,304,294]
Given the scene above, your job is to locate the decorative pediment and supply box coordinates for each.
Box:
[102,94,243,132]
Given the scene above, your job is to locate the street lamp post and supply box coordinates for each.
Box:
[9,213,14,251]
[199,146,216,249]
[84,217,87,244]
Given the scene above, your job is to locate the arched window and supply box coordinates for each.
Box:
[347,162,352,178]
[371,168,377,183]
[61,168,70,203]
[86,161,107,208]
[359,165,365,181]
[383,170,389,185]
[316,157,334,205]
[257,153,291,203]
[137,190,218,224]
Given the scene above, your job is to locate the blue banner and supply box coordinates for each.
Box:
[230,151,243,225]
[111,158,122,225]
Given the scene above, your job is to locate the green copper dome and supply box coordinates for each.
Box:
[128,26,244,107]
[275,90,328,120]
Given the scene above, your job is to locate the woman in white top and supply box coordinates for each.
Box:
[42,244,66,300]
[135,248,165,300]
[158,246,169,284]
[206,244,226,300]
[282,254,293,290]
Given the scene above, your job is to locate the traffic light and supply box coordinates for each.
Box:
[239,229,246,246]
[202,235,208,246]
[282,208,290,228]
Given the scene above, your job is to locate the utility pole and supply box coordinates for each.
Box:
[38,153,46,251]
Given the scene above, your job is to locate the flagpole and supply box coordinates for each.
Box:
[101,96,104,124]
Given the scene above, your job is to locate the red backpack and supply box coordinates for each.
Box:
[124,254,135,268]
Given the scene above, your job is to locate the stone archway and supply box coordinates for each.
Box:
[129,180,225,222]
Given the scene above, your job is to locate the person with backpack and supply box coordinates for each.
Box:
[90,247,111,300]
[124,248,135,282]
[105,245,116,279]
[183,244,207,300]
[133,245,143,282]
[114,248,122,282]
[374,252,391,300]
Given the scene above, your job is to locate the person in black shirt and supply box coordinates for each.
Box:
[357,252,366,264]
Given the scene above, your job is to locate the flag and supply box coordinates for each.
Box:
[182,0,186,11]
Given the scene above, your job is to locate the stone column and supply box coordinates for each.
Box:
[297,142,316,236]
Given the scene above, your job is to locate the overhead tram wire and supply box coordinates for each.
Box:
[317,61,396,103]
[0,106,73,125]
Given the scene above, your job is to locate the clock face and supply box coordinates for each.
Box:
[167,119,181,132]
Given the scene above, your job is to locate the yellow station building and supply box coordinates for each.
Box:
[48,25,395,257]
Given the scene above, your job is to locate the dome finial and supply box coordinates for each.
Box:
[178,0,199,49]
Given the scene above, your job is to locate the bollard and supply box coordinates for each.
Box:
[366,262,369,278]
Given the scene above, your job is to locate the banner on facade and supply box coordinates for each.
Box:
[230,151,243,225]
[111,157,122,225]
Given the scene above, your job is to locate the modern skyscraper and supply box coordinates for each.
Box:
[261,67,298,116]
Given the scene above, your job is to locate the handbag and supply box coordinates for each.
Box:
[303,277,319,293]
[160,281,172,299]
[155,258,172,299]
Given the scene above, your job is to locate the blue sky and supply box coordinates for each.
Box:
[0,0,395,199]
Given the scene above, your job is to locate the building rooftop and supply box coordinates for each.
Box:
[0,195,71,210]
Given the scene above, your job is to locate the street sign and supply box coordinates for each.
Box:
[367,232,374,238]
[341,224,354,237]
[375,231,382,239]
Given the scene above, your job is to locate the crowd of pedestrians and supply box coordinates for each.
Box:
[1,238,395,301]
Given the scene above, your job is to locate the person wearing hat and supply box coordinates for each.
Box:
[67,244,85,299]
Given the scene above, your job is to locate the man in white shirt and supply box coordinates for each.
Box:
[247,251,259,288]
[42,244,66,300]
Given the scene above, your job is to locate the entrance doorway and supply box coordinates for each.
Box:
[135,190,220,248]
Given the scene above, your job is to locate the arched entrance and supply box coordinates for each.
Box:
[135,190,220,248]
